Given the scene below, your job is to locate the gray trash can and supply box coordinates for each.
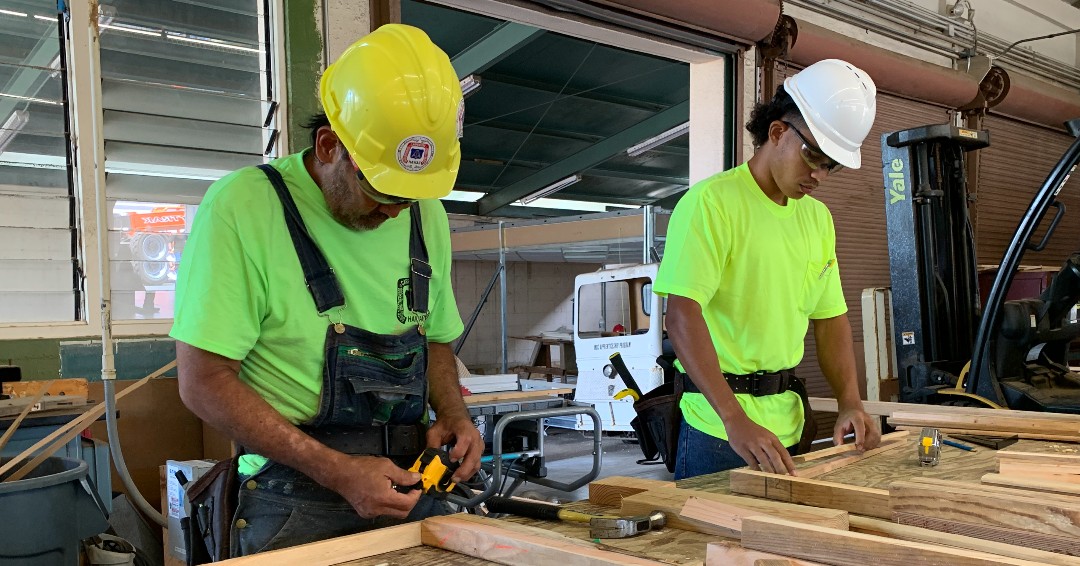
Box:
[0,456,110,566]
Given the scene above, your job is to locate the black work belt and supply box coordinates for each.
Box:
[299,423,425,457]
[682,370,798,397]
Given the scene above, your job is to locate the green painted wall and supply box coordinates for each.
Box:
[284,0,323,153]
[0,339,63,380]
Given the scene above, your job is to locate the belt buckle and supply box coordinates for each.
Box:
[411,258,432,279]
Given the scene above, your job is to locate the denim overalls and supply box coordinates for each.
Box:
[228,164,449,557]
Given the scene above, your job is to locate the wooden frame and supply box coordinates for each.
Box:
[729,468,892,519]
[216,514,667,565]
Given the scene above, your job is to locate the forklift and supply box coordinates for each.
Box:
[882,119,1080,411]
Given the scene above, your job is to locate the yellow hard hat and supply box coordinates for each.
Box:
[320,24,463,200]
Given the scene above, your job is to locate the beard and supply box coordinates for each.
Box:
[322,162,389,231]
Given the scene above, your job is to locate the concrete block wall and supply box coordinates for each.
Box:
[451,260,602,372]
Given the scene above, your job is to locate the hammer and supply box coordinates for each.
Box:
[483,495,665,538]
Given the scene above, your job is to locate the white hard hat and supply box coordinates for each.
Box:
[784,59,877,169]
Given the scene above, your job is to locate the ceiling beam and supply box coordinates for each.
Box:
[463,152,688,185]
[651,188,688,210]
[482,71,668,111]
[476,100,689,215]
[451,21,545,79]
[442,199,594,218]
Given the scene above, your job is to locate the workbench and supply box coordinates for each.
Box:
[223,432,1077,565]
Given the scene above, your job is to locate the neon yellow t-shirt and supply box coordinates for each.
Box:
[652,163,846,446]
[170,151,463,474]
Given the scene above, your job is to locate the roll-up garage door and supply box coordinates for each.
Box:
[975,116,1076,266]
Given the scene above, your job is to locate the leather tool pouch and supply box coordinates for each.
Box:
[185,456,240,563]
[629,355,684,473]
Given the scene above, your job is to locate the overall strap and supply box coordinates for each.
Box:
[257,164,345,314]
[408,203,431,315]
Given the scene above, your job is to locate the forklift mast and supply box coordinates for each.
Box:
[883,120,1080,411]
[881,125,989,403]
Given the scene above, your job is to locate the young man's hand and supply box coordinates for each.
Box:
[834,407,881,451]
[725,415,798,475]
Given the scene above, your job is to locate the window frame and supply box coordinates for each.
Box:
[0,0,288,339]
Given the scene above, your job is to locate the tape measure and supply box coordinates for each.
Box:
[396,448,459,498]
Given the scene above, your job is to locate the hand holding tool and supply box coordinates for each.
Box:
[484,495,665,538]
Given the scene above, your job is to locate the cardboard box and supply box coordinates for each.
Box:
[164,459,215,563]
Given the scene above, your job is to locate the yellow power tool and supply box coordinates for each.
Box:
[396,448,459,498]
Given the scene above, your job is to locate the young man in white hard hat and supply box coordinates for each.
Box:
[170,24,482,556]
[653,59,883,479]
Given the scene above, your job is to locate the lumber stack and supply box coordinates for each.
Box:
[891,477,1080,556]
[813,397,1080,442]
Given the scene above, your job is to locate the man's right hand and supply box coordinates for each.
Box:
[725,416,798,476]
[323,455,423,519]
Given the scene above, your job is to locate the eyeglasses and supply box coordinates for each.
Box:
[348,157,416,206]
[781,121,843,174]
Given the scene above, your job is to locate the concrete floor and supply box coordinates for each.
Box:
[489,427,674,503]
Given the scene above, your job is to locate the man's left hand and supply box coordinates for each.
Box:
[833,406,881,451]
[426,414,483,483]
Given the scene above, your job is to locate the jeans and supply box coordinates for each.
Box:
[674,418,799,480]
[229,460,451,557]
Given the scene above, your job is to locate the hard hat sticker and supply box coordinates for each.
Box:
[397,136,436,172]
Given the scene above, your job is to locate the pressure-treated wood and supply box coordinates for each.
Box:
[741,515,1049,566]
[216,523,423,565]
[728,468,891,518]
[420,514,665,565]
[705,541,827,566]
[588,476,676,507]
[618,487,847,536]
[982,473,1080,496]
[796,436,909,479]
[793,431,908,463]
[894,513,1080,557]
[893,424,1080,442]
[849,515,1080,566]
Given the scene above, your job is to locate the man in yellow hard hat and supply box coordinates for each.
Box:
[170,24,481,556]
[654,59,882,479]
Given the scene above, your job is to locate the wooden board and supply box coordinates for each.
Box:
[619,487,847,536]
[677,496,848,537]
[344,545,498,565]
[894,424,1080,442]
[705,541,826,566]
[982,473,1080,496]
[728,469,891,519]
[216,523,423,565]
[890,477,1080,539]
[2,378,88,399]
[998,450,1080,479]
[793,431,908,463]
[894,513,1080,557]
[741,515,1048,566]
[810,398,1080,423]
[796,436,909,479]
[462,388,573,405]
[849,516,1080,566]
[420,514,666,566]
[588,476,676,507]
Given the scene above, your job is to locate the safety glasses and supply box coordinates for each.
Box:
[349,156,417,206]
[782,121,843,174]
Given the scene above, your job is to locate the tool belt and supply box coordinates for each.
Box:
[684,369,817,455]
[682,370,796,396]
[299,423,425,457]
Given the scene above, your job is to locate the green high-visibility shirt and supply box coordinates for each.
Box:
[170,151,463,474]
[653,163,847,446]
